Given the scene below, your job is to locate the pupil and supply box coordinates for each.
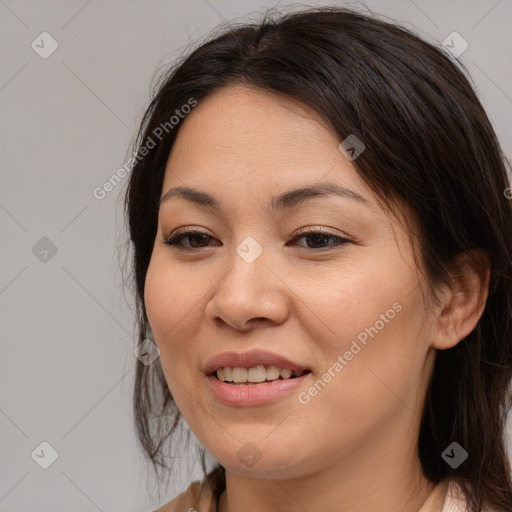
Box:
[307,233,328,248]
[190,234,209,247]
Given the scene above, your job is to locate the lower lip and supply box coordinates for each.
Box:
[207,373,311,407]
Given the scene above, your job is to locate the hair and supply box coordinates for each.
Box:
[121,5,512,511]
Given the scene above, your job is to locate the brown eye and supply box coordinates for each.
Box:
[289,229,352,251]
[163,231,219,251]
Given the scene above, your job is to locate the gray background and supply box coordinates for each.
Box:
[1,0,511,511]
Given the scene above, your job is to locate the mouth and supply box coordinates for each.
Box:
[204,350,313,406]
[212,365,312,385]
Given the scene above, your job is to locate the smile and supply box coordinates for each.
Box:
[216,365,310,385]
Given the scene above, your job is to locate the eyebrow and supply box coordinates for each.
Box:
[158,182,370,213]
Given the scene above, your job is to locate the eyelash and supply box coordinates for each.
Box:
[162,227,353,253]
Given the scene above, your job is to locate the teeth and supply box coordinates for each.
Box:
[216,365,306,384]
[232,367,248,383]
[266,365,280,380]
[280,368,292,379]
[247,365,266,383]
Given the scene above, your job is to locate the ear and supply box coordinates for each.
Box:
[431,248,490,350]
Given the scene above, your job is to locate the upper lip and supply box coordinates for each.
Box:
[204,349,311,375]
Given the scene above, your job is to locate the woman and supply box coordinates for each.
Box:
[122,6,512,512]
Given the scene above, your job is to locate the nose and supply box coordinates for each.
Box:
[205,247,290,332]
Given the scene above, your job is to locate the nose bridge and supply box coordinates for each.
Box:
[222,234,272,302]
[206,234,289,329]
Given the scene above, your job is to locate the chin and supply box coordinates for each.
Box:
[213,444,308,479]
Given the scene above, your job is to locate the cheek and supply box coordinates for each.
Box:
[297,254,414,358]
[311,277,428,414]
[144,256,200,365]
[301,256,428,409]
[144,261,173,337]
[145,251,198,331]
[144,261,201,415]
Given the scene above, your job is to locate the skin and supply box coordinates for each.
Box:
[144,84,490,512]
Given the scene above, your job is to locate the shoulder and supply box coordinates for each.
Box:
[153,481,201,512]
[153,466,225,512]
[152,480,215,512]
[441,480,499,512]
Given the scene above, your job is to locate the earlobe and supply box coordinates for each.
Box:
[432,248,490,350]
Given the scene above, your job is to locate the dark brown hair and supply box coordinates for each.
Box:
[122,6,512,510]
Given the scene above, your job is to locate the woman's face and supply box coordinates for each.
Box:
[144,84,437,479]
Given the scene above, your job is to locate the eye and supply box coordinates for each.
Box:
[162,230,219,251]
[288,227,352,251]
[162,227,352,252]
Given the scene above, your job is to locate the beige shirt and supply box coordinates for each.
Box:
[153,470,481,512]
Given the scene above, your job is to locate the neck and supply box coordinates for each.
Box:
[218,420,439,512]
[219,467,436,512]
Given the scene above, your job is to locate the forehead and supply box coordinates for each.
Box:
[163,84,371,201]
